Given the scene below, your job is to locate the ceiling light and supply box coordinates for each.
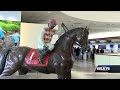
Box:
[48,12,51,13]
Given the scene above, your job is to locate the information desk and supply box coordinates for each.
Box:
[95,53,120,66]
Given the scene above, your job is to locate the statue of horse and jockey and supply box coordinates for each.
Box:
[0,19,89,79]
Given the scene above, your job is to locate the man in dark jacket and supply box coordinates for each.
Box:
[92,46,96,60]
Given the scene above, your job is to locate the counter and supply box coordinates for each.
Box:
[95,53,120,66]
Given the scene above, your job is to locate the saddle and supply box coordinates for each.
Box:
[25,49,51,66]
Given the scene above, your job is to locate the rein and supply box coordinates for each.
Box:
[60,23,83,54]
[61,23,82,47]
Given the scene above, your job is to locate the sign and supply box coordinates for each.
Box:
[95,65,120,73]
[95,65,111,72]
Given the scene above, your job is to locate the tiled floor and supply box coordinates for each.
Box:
[1,59,120,79]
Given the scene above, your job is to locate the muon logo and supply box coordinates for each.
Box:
[96,66,110,71]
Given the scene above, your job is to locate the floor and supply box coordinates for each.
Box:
[72,59,120,79]
[1,59,120,79]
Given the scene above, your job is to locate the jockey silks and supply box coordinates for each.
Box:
[38,27,56,51]
[44,27,55,43]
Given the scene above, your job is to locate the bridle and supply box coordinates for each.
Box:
[61,23,85,47]
[61,23,69,37]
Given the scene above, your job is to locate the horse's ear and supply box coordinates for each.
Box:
[84,26,89,32]
[61,23,64,27]
[86,27,89,34]
[61,22,69,33]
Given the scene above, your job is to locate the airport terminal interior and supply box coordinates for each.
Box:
[1,11,120,79]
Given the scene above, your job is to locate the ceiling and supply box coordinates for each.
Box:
[61,11,120,22]
[21,11,120,42]
[21,11,120,29]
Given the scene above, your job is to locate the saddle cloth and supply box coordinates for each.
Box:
[25,49,51,66]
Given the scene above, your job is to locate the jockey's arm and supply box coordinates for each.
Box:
[45,43,54,51]
[41,30,45,45]
[54,29,62,35]
[38,29,46,50]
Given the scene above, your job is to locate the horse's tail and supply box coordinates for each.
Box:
[0,48,12,74]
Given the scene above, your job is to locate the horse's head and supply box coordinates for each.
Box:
[59,23,89,50]
[74,27,89,51]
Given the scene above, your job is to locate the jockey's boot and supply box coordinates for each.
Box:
[39,49,49,64]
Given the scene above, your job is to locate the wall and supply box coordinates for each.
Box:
[89,43,120,53]
[113,43,118,52]
[95,54,120,66]
[89,28,120,39]
[89,27,120,53]
[20,23,58,49]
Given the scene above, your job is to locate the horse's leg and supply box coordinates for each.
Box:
[0,50,10,75]
[0,62,20,76]
[56,67,66,79]
[65,70,71,79]
[0,63,19,76]
[57,74,65,79]
[57,70,71,79]
[18,68,28,75]
[55,68,65,79]
[54,62,65,79]
[0,53,20,76]
[0,57,6,75]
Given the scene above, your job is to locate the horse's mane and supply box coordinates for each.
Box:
[53,27,83,50]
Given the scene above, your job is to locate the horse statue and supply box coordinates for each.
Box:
[0,36,15,74]
[0,26,89,79]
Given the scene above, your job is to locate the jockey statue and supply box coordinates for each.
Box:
[38,18,60,64]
